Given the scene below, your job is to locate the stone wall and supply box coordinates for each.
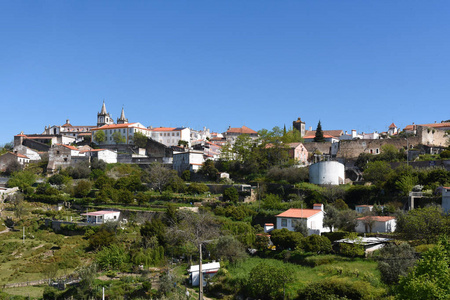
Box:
[417,126,449,147]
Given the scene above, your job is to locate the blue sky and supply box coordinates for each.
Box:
[1,1,450,144]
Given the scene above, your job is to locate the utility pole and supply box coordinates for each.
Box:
[199,243,203,300]
[23,226,25,244]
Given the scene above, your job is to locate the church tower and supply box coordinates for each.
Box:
[97,101,114,127]
[117,107,128,124]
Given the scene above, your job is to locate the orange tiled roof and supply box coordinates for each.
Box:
[404,122,450,131]
[357,216,395,222]
[303,134,335,139]
[56,144,79,151]
[276,208,321,219]
[10,152,29,159]
[149,127,183,132]
[226,126,258,134]
[92,123,140,131]
[389,123,397,129]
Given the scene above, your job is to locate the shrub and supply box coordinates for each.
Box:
[223,187,239,203]
[303,235,332,254]
[187,182,209,194]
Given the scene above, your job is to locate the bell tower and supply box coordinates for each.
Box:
[117,107,128,124]
[97,100,114,127]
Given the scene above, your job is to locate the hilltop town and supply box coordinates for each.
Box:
[0,102,449,299]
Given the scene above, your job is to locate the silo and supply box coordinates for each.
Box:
[309,161,345,185]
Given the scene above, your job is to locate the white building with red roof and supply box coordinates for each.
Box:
[355,216,396,233]
[275,204,327,235]
[0,152,30,171]
[91,122,150,145]
[148,127,191,147]
[82,210,120,224]
[223,125,259,145]
[388,123,399,136]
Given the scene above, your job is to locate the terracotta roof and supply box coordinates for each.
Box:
[56,144,79,151]
[92,123,140,131]
[149,127,180,132]
[404,122,450,131]
[357,216,395,222]
[389,123,397,129]
[305,130,344,138]
[16,133,27,137]
[303,134,335,139]
[276,208,321,219]
[265,223,274,226]
[226,126,258,134]
[9,152,29,159]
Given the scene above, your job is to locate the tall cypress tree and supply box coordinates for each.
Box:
[314,121,325,142]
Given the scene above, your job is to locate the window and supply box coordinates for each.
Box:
[281,219,287,227]
[177,132,180,136]
[376,148,379,154]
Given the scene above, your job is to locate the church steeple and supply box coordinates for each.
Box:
[117,106,128,124]
[97,100,114,127]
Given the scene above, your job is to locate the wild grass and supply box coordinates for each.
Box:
[4,285,45,298]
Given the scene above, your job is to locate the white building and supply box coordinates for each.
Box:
[82,210,120,224]
[148,127,191,147]
[91,122,150,145]
[275,204,327,236]
[188,262,220,287]
[81,149,118,164]
[309,161,345,185]
[442,187,450,213]
[173,150,204,174]
[355,216,396,233]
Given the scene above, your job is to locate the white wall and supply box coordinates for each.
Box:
[276,211,325,236]
[355,219,396,233]
[309,161,345,185]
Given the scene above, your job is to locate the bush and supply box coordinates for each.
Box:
[270,228,304,250]
[223,187,239,203]
[303,235,332,254]
[296,277,384,300]
[187,182,209,194]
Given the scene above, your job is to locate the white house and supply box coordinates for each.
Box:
[81,149,118,164]
[91,122,151,145]
[148,127,191,147]
[355,216,396,233]
[188,262,220,287]
[275,204,327,236]
[173,150,205,174]
[442,187,450,213]
[335,237,392,254]
[82,210,120,224]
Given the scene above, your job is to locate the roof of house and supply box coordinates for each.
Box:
[303,134,335,139]
[357,216,395,222]
[55,144,79,151]
[403,122,450,131]
[8,152,29,159]
[226,125,258,134]
[276,208,322,219]
[91,123,141,131]
[81,210,119,216]
[149,127,186,132]
[305,130,344,138]
[389,123,397,129]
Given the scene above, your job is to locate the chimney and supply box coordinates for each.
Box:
[309,126,312,131]
[313,203,324,211]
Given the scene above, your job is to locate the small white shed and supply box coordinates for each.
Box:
[188,262,220,286]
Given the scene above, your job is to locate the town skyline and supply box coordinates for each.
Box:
[2,1,450,144]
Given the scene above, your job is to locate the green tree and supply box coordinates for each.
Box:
[396,237,450,300]
[270,228,304,250]
[199,159,219,180]
[187,182,209,194]
[73,180,92,198]
[112,131,126,144]
[396,206,449,243]
[133,131,148,148]
[303,234,332,254]
[141,218,167,248]
[181,170,191,181]
[7,170,36,191]
[337,209,358,231]
[213,235,247,264]
[395,174,418,196]
[147,163,177,193]
[246,262,293,300]
[363,160,393,185]
[223,187,239,203]
[377,242,417,284]
[323,205,340,232]
[314,121,325,142]
[93,130,106,143]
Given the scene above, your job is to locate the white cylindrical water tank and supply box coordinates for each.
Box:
[309,161,345,185]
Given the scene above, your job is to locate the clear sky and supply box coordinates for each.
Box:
[1,1,450,144]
